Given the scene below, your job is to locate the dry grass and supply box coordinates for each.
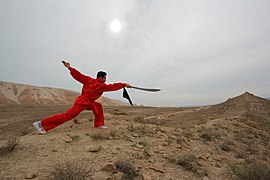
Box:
[50,161,90,180]
[168,153,208,177]
[73,118,80,124]
[134,116,144,123]
[127,124,152,136]
[0,137,18,156]
[199,127,221,142]
[90,130,119,141]
[182,129,193,139]
[115,160,140,179]
[230,161,270,180]
[220,140,234,152]
[20,126,30,136]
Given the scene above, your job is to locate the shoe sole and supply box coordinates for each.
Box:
[33,122,46,134]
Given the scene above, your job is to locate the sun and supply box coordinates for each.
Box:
[110,19,122,33]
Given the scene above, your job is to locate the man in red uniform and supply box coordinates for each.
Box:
[33,60,131,134]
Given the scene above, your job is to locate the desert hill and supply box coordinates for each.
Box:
[0,92,270,179]
[0,81,128,106]
[147,92,270,130]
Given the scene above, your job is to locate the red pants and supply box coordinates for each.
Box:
[41,102,104,132]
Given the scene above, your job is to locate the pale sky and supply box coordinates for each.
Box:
[1,0,270,107]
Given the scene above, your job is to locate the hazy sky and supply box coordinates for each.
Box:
[1,0,270,106]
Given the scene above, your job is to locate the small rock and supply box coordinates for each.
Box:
[142,173,152,180]
[113,172,122,180]
[91,171,111,180]
[101,164,118,173]
[150,162,164,173]
[25,173,38,179]
[87,145,102,153]
[63,137,73,143]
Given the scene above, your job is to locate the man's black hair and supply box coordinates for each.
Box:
[97,71,107,78]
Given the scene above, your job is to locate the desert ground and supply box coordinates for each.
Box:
[1,92,270,180]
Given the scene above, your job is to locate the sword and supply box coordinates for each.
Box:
[130,86,161,92]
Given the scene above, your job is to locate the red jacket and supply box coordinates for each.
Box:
[68,67,126,105]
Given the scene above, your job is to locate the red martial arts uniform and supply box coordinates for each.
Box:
[41,67,126,131]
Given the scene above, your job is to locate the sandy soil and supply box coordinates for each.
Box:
[1,92,270,180]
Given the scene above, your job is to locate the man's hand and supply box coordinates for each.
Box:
[125,83,131,88]
[62,60,70,68]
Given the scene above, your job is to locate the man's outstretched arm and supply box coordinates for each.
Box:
[62,60,90,84]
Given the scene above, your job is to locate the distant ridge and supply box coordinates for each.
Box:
[0,81,128,106]
[159,91,270,131]
[205,91,270,117]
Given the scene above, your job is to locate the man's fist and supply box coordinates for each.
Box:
[62,60,70,68]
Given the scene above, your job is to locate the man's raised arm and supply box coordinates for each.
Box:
[61,60,89,84]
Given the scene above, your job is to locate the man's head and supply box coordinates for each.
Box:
[97,71,107,83]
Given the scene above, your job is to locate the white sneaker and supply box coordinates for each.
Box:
[33,121,46,134]
[97,125,108,129]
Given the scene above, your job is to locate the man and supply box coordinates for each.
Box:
[33,60,131,134]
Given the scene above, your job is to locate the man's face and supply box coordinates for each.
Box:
[99,75,106,83]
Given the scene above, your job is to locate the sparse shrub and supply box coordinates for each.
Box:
[245,143,257,154]
[220,140,233,152]
[115,160,140,179]
[114,109,127,115]
[262,149,270,161]
[90,133,109,140]
[200,128,220,142]
[168,154,207,177]
[176,137,183,144]
[70,135,80,141]
[73,118,80,124]
[168,154,196,170]
[20,127,29,136]
[90,131,119,141]
[235,151,245,159]
[230,161,270,180]
[50,161,89,180]
[234,132,249,144]
[165,137,174,145]
[127,124,151,135]
[134,116,144,123]
[108,130,118,140]
[182,129,193,138]
[0,137,18,156]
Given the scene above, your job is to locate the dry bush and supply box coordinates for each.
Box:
[230,161,270,180]
[168,153,208,176]
[73,118,80,124]
[50,161,89,180]
[262,149,270,161]
[20,126,30,136]
[115,160,140,179]
[200,128,220,142]
[127,124,152,136]
[182,129,193,138]
[90,133,110,140]
[234,132,250,144]
[168,154,196,170]
[90,130,119,141]
[245,143,257,155]
[235,151,245,159]
[134,116,144,123]
[0,137,18,156]
[70,135,80,142]
[220,140,234,152]
[113,109,128,115]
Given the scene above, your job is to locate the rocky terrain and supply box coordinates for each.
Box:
[0,85,270,179]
